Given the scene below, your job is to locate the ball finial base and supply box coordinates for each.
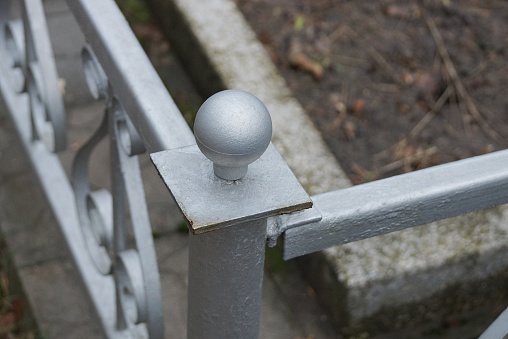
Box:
[213,164,248,181]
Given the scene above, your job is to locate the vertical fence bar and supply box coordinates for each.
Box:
[187,220,267,338]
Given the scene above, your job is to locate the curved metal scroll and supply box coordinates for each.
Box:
[3,0,66,152]
[72,45,163,338]
[4,20,25,93]
[72,109,113,274]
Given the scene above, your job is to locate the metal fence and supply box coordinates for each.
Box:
[0,0,507,338]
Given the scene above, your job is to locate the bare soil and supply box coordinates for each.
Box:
[235,0,508,184]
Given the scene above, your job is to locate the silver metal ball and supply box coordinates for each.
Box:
[194,89,272,181]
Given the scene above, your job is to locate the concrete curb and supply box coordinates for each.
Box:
[149,0,508,336]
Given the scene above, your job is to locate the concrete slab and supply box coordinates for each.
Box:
[19,260,105,339]
[147,0,508,336]
[42,0,69,15]
[46,10,85,58]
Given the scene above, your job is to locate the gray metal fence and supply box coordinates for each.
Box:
[0,0,507,338]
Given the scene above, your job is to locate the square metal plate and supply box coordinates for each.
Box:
[151,143,312,234]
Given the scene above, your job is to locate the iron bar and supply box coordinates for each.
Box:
[187,219,267,339]
[479,305,508,338]
[284,149,508,259]
[0,60,130,339]
[65,0,194,152]
[22,0,66,151]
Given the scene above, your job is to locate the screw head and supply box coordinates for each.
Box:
[194,90,272,181]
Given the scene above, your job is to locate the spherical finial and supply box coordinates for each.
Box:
[194,90,272,181]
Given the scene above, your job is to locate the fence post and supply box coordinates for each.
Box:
[187,219,267,338]
[151,89,312,338]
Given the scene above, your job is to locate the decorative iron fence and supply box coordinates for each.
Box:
[0,0,507,338]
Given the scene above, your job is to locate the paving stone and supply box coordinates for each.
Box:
[0,117,26,177]
[0,203,65,268]
[46,10,85,58]
[156,236,188,339]
[43,0,69,15]
[0,128,66,268]
[55,56,94,107]
[19,259,104,339]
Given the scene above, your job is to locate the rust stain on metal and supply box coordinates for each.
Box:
[188,201,313,235]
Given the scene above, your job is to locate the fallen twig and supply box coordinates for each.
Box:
[380,145,438,174]
[340,25,404,86]
[425,15,506,144]
[410,85,452,138]
[288,41,324,80]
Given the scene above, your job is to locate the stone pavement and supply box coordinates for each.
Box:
[0,0,336,338]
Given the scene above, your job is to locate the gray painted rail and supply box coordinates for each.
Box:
[283,149,508,259]
[66,0,194,152]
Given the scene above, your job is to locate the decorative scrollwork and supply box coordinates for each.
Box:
[81,45,108,100]
[4,20,25,93]
[2,0,66,152]
[72,45,163,338]
[117,249,148,325]
[72,109,113,274]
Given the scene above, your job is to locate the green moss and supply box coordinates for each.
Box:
[176,99,200,129]
[152,230,162,239]
[115,0,151,23]
[265,244,290,277]
[177,221,189,234]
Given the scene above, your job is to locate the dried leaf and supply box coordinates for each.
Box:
[414,71,440,102]
[0,312,15,329]
[351,99,365,117]
[343,120,357,140]
[384,5,411,19]
[11,298,24,322]
[288,41,324,80]
[351,163,379,184]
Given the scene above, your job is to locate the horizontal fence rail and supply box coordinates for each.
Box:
[66,0,194,152]
[283,149,508,259]
[479,305,508,339]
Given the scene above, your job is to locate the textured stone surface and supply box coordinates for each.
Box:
[149,0,508,336]
[19,260,105,339]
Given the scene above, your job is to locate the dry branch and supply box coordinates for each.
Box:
[410,85,452,138]
[425,15,506,144]
[340,25,404,86]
